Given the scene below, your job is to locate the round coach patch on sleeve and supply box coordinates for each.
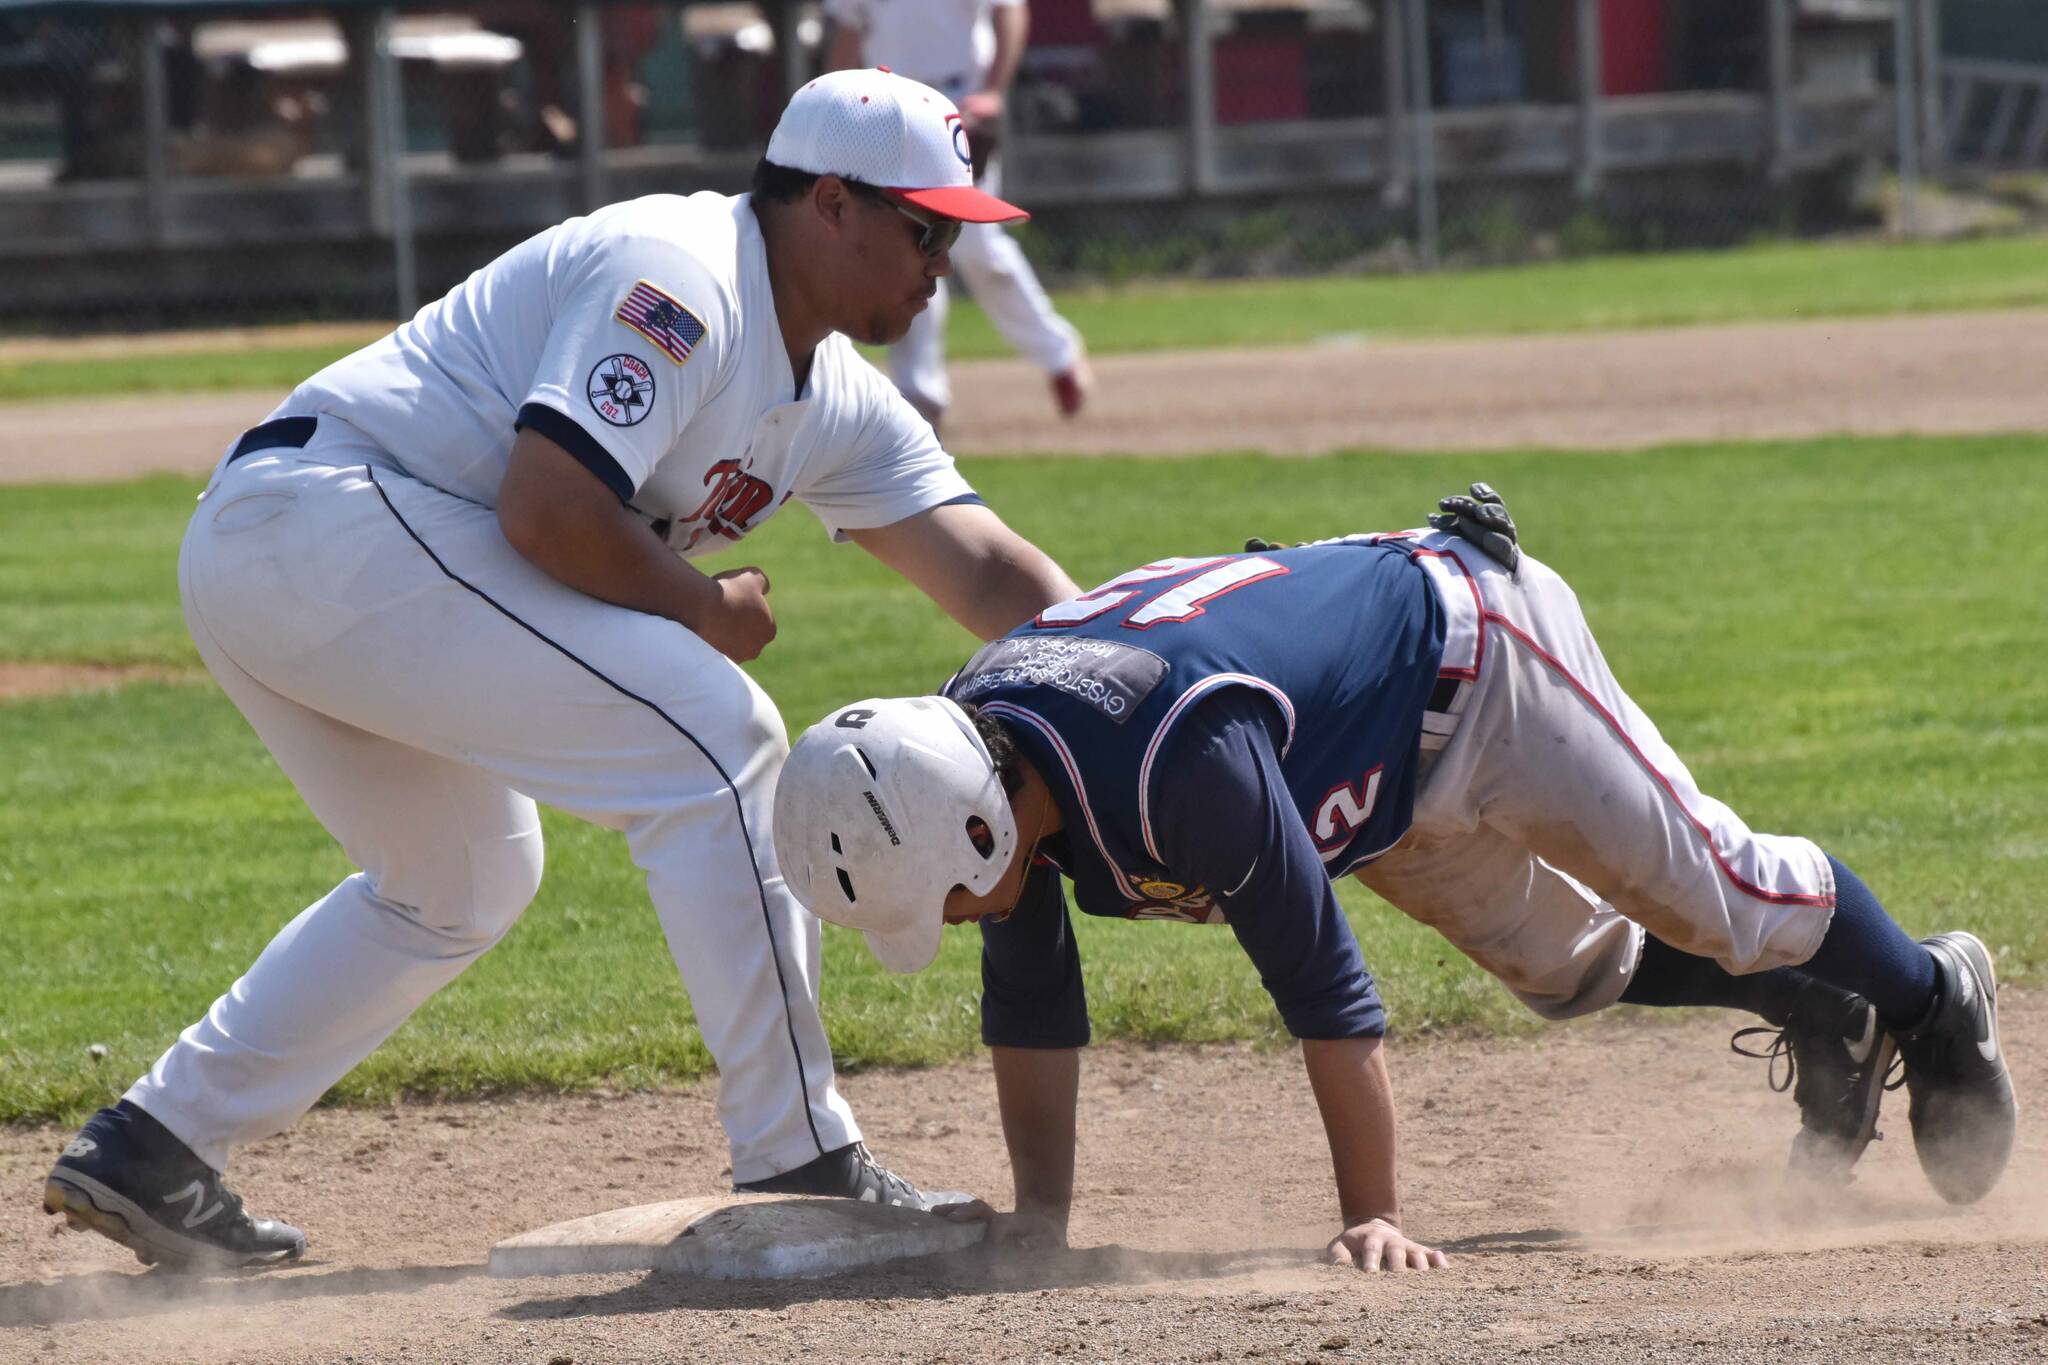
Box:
[587,354,656,427]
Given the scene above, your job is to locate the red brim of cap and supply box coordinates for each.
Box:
[894,184,1029,224]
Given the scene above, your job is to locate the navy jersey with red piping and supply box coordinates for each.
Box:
[944,540,1446,1042]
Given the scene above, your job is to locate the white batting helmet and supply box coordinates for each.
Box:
[773,696,1018,973]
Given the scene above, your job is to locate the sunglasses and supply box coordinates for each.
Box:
[847,181,963,259]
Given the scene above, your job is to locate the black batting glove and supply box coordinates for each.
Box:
[1427,481,1520,574]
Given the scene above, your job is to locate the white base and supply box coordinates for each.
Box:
[486,1193,986,1279]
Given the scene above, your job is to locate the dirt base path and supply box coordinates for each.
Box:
[0,664,197,700]
[4,996,2041,1364]
[940,308,2048,457]
[5,309,2046,486]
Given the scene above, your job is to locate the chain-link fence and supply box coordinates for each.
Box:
[0,0,2031,329]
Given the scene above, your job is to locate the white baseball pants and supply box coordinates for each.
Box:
[889,157,1083,416]
[1357,534,1836,1020]
[127,420,858,1178]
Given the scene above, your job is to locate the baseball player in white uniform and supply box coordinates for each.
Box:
[825,0,1092,430]
[44,68,1083,1272]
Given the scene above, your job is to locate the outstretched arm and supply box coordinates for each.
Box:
[936,1043,1076,1247]
[848,502,1081,640]
[992,1045,1079,1242]
[958,865,1089,1246]
[1301,1036,1445,1271]
[1150,690,1444,1271]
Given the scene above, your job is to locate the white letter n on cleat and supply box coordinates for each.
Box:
[164,1180,224,1229]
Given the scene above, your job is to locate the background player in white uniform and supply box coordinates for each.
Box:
[825,0,1092,431]
[43,69,1083,1272]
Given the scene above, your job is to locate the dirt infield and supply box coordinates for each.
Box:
[3,998,2041,1364]
[5,309,2047,486]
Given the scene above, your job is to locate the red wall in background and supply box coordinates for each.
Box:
[1028,0,1104,47]
[1600,0,1667,95]
[1214,35,1309,123]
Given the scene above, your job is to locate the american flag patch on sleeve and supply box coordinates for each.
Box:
[614,280,707,365]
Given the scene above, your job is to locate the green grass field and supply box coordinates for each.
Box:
[3,437,2044,1125]
[5,234,2047,404]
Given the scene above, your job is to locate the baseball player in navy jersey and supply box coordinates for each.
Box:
[44,68,1085,1272]
[824,0,1092,431]
[772,492,2015,1271]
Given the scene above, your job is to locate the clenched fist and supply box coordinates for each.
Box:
[696,566,777,662]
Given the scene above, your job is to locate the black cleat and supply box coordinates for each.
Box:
[1733,982,1896,1182]
[735,1141,932,1209]
[1892,931,2017,1205]
[43,1100,305,1271]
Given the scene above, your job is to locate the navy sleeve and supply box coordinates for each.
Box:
[979,861,1091,1049]
[515,401,634,502]
[1150,690,1386,1040]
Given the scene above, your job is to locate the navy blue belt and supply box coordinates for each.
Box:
[228,416,317,464]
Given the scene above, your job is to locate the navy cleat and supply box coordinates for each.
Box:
[1891,931,2017,1205]
[1733,982,1896,1183]
[735,1141,932,1209]
[43,1100,305,1271]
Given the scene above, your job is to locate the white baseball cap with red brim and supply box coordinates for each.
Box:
[764,68,1027,224]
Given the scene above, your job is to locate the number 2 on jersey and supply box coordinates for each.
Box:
[1034,555,1289,631]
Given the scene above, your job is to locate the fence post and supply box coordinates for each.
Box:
[1481,0,1510,102]
[576,3,609,211]
[1379,0,1409,206]
[1766,0,1796,182]
[767,0,810,103]
[138,17,170,246]
[1894,0,1921,238]
[365,7,419,318]
[1181,0,1217,195]
[1403,0,1437,269]
[1574,0,1602,199]
[1916,0,1943,181]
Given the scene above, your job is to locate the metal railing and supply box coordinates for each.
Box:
[0,0,1965,327]
[1939,57,2048,168]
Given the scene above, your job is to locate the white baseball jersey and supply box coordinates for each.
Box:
[824,0,1023,97]
[133,189,999,1185]
[279,191,972,553]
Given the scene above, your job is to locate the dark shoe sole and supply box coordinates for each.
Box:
[44,1171,302,1272]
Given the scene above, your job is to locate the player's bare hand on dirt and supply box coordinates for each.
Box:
[1325,1218,1447,1273]
[1428,481,1520,574]
[699,567,777,662]
[934,1198,1068,1251]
